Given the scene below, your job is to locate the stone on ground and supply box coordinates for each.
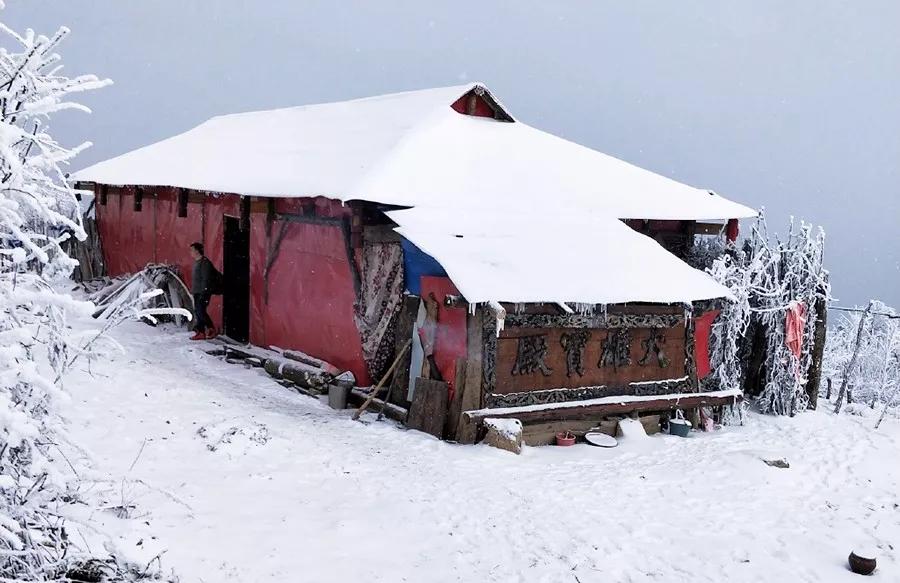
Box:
[482,417,524,454]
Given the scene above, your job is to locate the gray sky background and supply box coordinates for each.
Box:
[5,1,898,306]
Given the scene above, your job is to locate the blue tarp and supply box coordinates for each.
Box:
[401,238,446,295]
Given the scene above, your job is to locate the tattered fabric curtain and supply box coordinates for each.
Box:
[354,242,405,380]
[785,301,807,360]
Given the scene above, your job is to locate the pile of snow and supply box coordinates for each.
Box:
[390,207,733,305]
[616,417,650,440]
[60,319,900,582]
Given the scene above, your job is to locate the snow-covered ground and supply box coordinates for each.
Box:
[61,317,899,582]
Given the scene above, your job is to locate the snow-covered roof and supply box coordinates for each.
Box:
[72,83,755,221]
[389,207,733,305]
[74,83,754,305]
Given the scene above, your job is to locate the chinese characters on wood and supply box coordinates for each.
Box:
[511,334,553,377]
[560,329,591,377]
[492,314,688,395]
[599,329,632,370]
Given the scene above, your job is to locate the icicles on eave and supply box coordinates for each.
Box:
[486,300,506,336]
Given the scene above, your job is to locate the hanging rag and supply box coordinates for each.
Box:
[785,301,807,360]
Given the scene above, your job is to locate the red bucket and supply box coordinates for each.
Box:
[556,431,576,446]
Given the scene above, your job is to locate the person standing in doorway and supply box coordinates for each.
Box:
[189,242,221,340]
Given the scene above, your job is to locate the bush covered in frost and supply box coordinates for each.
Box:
[0,10,177,581]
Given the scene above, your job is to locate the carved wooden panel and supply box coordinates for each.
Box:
[494,324,687,394]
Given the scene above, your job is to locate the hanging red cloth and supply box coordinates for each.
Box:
[694,310,720,379]
[785,301,807,360]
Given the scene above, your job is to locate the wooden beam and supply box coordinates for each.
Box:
[456,309,485,444]
[462,390,741,425]
[274,212,343,227]
[240,196,251,231]
[348,388,408,423]
[362,224,403,244]
[177,188,188,217]
[694,222,726,236]
[73,181,95,191]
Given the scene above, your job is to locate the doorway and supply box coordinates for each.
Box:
[223,216,250,343]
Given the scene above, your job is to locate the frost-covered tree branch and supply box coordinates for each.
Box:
[707,212,831,415]
[0,11,175,581]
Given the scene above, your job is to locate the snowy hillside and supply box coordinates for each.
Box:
[60,316,899,582]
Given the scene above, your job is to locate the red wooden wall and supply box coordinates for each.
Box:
[419,276,468,400]
[94,187,371,383]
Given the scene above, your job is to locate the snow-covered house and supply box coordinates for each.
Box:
[72,83,755,441]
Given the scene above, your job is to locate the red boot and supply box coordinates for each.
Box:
[190,330,206,341]
[205,327,218,339]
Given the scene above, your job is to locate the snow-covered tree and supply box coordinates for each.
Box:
[0,12,176,581]
[707,212,830,415]
[824,302,900,424]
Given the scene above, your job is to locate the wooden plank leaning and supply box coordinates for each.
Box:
[352,339,412,421]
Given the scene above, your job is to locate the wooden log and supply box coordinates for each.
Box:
[280,349,341,376]
[462,390,742,426]
[264,357,334,390]
[263,358,283,379]
[407,378,449,438]
[805,286,828,409]
[348,388,408,422]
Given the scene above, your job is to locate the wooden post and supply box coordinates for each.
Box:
[177,188,188,217]
[387,295,419,407]
[805,284,828,409]
[444,359,468,440]
[834,301,874,414]
[407,378,449,438]
[455,307,484,443]
[744,323,767,396]
[240,196,251,231]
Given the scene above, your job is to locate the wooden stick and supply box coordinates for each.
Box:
[353,339,411,421]
[834,301,874,414]
[377,366,402,422]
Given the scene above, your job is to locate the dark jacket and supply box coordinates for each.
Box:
[192,256,215,295]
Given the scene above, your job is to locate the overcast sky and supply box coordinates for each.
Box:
[5,1,898,306]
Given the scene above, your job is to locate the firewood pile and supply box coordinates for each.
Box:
[81,264,193,324]
[208,341,355,398]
